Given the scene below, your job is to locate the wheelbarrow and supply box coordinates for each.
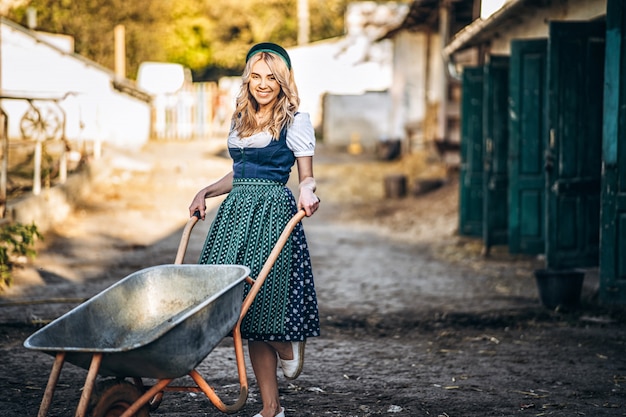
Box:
[24,209,307,417]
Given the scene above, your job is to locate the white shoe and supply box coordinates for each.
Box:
[279,341,305,380]
[252,407,285,417]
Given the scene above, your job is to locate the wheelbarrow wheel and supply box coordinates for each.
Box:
[88,379,150,417]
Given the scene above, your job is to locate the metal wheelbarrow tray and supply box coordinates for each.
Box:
[24,263,250,379]
[24,210,306,417]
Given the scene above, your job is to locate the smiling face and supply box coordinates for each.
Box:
[249,58,281,111]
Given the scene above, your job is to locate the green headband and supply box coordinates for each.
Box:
[246,42,292,69]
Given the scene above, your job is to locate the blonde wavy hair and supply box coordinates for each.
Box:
[232,52,300,139]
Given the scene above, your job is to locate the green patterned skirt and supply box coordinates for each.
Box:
[198,178,320,342]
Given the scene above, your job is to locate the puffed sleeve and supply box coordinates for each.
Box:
[287,112,316,157]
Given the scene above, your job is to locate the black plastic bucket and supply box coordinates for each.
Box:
[534,269,585,309]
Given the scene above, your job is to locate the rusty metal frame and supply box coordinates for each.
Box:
[32,210,307,417]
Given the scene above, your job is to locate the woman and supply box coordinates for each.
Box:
[188,42,321,417]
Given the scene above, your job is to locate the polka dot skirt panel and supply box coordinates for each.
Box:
[199,179,320,341]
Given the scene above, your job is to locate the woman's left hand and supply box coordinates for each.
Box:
[298,187,320,217]
[296,158,319,217]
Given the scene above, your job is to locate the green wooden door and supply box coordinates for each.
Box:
[546,21,605,269]
[508,39,548,255]
[600,0,626,305]
[459,67,484,237]
[482,56,510,254]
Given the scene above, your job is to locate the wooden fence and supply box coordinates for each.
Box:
[0,82,235,218]
[151,81,232,141]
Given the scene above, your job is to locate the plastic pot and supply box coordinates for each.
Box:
[534,269,585,309]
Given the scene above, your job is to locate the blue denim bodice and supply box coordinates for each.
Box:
[229,128,295,184]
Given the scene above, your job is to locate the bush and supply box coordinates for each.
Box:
[0,222,42,291]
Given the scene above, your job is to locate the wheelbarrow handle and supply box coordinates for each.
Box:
[174,211,201,264]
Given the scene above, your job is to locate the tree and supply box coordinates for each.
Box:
[6,0,349,81]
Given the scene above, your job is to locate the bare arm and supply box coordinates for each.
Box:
[188,171,234,220]
[296,156,320,217]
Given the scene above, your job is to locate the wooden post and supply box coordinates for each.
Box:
[114,25,126,79]
[384,174,407,198]
[0,109,7,216]
[297,0,309,45]
[59,144,67,183]
[33,140,42,195]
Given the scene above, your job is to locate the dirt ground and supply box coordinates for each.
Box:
[0,140,625,417]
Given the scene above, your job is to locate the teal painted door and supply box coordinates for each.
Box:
[482,56,510,254]
[508,39,548,255]
[546,21,605,269]
[459,67,484,237]
[600,0,626,305]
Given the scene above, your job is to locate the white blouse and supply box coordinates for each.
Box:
[227,112,316,157]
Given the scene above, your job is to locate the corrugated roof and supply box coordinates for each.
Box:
[379,0,475,40]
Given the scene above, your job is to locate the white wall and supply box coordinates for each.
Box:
[289,36,393,131]
[489,0,607,53]
[388,30,444,145]
[0,18,151,148]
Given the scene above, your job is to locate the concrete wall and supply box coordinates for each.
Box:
[4,147,122,232]
[322,91,392,149]
[6,167,89,232]
[0,18,151,148]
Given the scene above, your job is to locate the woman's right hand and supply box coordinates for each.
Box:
[188,172,234,221]
[189,190,208,220]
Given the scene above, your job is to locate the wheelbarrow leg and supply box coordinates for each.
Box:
[188,323,249,414]
[189,369,248,414]
[37,352,66,417]
[74,353,102,417]
[118,378,173,417]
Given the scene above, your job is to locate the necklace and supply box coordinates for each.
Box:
[256,111,270,121]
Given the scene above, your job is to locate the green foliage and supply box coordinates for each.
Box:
[310,0,349,40]
[7,0,171,77]
[0,222,42,291]
[5,0,349,81]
